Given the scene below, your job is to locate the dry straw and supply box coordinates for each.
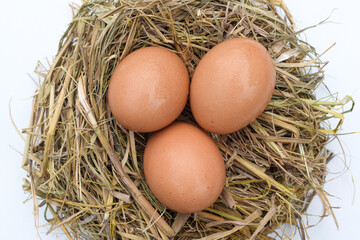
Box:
[21,0,353,239]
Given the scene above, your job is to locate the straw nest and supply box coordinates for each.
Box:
[22,0,353,239]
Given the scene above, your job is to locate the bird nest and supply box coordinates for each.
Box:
[21,0,353,239]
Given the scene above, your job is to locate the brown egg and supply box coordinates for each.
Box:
[190,38,276,134]
[143,122,225,213]
[107,47,189,132]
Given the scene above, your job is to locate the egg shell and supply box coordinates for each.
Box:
[190,38,276,134]
[143,122,225,213]
[107,47,189,132]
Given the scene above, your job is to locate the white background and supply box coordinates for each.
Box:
[0,0,359,239]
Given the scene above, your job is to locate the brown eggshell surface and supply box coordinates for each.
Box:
[107,47,189,132]
[143,122,225,213]
[190,38,276,134]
